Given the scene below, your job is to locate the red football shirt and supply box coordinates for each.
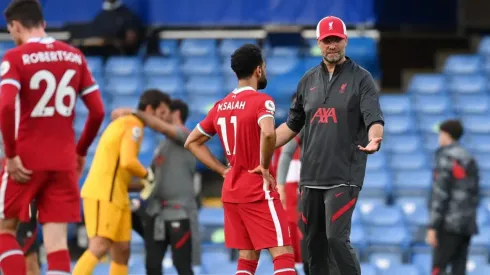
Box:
[198,86,279,203]
[0,37,102,171]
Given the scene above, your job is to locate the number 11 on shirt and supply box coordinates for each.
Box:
[217,116,237,156]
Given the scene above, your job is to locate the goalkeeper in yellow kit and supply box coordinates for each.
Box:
[73,90,172,275]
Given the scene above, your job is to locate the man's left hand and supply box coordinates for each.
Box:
[426,229,438,248]
[358,137,382,154]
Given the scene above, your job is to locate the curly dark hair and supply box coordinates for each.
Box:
[230,44,264,80]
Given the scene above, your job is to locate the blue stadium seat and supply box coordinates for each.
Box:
[351,225,368,254]
[186,76,224,95]
[468,254,488,268]
[379,95,412,115]
[146,75,185,95]
[357,198,387,221]
[181,56,220,76]
[443,54,482,75]
[266,75,302,104]
[366,152,387,171]
[477,207,489,227]
[453,95,490,115]
[275,103,290,125]
[470,227,490,254]
[384,134,422,153]
[449,75,487,94]
[219,39,257,56]
[362,171,391,199]
[390,152,428,170]
[417,114,456,134]
[395,197,427,211]
[383,115,416,135]
[478,36,490,56]
[105,57,142,77]
[469,266,490,275]
[413,94,452,115]
[412,253,432,275]
[302,56,321,71]
[379,264,420,275]
[221,57,235,77]
[85,56,103,75]
[266,56,301,76]
[105,76,143,96]
[143,57,180,76]
[199,207,224,227]
[360,264,378,275]
[110,95,140,110]
[180,39,217,57]
[267,46,301,57]
[475,153,490,171]
[408,74,447,95]
[0,41,15,55]
[159,39,179,56]
[368,252,402,270]
[398,199,429,243]
[366,226,411,252]
[462,115,490,134]
[188,95,221,115]
[467,134,490,153]
[393,170,432,198]
[422,133,439,152]
[75,101,90,116]
[480,172,490,196]
[361,205,404,227]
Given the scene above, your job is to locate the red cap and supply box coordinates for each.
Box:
[316,16,347,40]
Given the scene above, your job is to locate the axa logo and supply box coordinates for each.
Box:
[310,107,338,124]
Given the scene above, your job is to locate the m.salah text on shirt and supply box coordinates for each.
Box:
[217,101,246,111]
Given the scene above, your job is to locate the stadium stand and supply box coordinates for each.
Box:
[1,28,490,274]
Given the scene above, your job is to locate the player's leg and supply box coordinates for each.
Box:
[298,216,309,275]
[38,171,82,274]
[223,202,259,274]
[431,230,460,275]
[17,204,41,275]
[450,234,470,275]
[301,187,329,274]
[143,215,168,275]
[0,165,41,275]
[324,186,360,275]
[73,199,121,275]
[168,218,193,275]
[241,200,296,275]
[108,207,133,275]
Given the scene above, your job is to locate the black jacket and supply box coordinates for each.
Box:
[429,143,479,236]
[286,58,384,189]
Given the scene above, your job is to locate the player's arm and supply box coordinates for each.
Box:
[184,106,228,177]
[276,82,306,148]
[258,98,277,169]
[119,125,148,178]
[360,72,384,151]
[276,139,299,186]
[0,53,20,159]
[111,107,133,120]
[133,111,184,141]
[76,54,105,157]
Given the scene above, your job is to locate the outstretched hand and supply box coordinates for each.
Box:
[249,165,276,191]
[358,137,382,154]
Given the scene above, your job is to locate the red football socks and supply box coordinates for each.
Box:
[47,249,71,274]
[0,233,26,275]
[236,258,259,275]
[273,253,297,274]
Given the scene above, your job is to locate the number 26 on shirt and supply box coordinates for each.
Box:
[217,116,237,156]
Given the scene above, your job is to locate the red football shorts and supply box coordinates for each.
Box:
[224,199,291,250]
[0,163,80,223]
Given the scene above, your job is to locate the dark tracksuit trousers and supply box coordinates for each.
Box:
[432,230,471,275]
[131,210,194,275]
[302,185,361,275]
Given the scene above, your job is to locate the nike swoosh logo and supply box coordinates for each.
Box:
[335,192,344,198]
[310,87,317,91]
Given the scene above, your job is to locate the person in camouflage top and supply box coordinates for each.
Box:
[428,119,479,275]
